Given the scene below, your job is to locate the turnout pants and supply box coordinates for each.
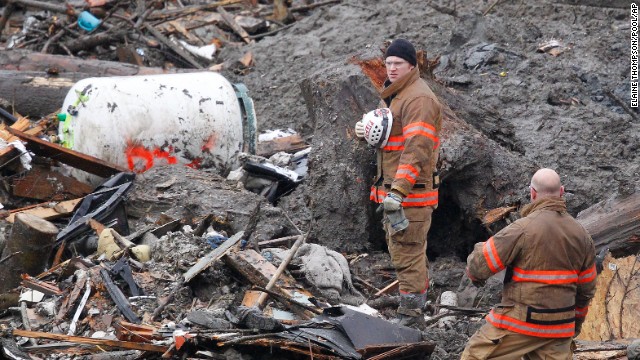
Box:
[461,322,573,360]
[386,206,433,294]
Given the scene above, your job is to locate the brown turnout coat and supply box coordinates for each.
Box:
[369,67,442,212]
[467,197,597,338]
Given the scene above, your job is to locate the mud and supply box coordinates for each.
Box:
[221,0,636,249]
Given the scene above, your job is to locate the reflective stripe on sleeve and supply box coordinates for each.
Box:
[578,265,597,283]
[482,237,505,273]
[403,122,439,147]
[369,187,438,207]
[383,135,405,151]
[395,164,419,185]
[575,306,589,318]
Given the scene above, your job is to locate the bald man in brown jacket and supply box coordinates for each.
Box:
[461,168,597,359]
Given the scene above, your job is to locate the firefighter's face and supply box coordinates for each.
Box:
[385,56,414,83]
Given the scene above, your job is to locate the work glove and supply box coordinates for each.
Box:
[382,191,403,212]
[354,119,365,139]
[466,267,486,288]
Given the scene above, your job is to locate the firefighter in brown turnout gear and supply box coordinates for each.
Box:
[461,168,597,359]
[355,38,442,327]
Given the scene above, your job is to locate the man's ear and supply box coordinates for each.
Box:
[560,186,565,197]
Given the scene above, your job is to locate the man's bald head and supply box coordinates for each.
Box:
[530,168,564,200]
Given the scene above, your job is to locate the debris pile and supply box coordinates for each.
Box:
[0,168,441,359]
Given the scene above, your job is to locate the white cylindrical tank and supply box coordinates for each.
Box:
[58,72,244,182]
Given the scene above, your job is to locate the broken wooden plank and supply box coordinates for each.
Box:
[0,145,21,169]
[115,321,163,342]
[184,231,244,283]
[1,123,129,178]
[218,6,253,44]
[482,205,516,225]
[55,272,87,322]
[257,134,309,158]
[12,166,93,201]
[224,248,315,319]
[147,0,243,21]
[21,274,62,296]
[374,280,399,297]
[13,329,168,352]
[143,24,203,69]
[256,234,305,308]
[258,235,299,248]
[6,198,82,223]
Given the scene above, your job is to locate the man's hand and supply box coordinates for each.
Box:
[383,192,403,212]
[354,120,365,139]
[466,267,486,288]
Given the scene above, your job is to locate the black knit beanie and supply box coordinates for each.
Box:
[385,39,417,66]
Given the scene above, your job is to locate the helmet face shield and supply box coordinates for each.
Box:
[363,108,393,148]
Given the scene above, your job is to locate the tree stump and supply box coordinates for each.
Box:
[576,191,640,258]
[0,213,59,293]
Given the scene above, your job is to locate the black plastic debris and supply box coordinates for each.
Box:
[56,172,135,248]
[109,257,142,297]
[316,306,422,349]
[243,161,300,203]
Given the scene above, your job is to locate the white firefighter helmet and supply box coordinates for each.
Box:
[362,108,393,148]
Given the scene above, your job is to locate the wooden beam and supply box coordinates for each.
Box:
[6,198,82,223]
[374,280,399,297]
[257,134,309,158]
[218,6,254,44]
[6,127,128,178]
[13,329,168,352]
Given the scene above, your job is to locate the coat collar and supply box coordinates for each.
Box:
[380,66,420,100]
[520,197,567,217]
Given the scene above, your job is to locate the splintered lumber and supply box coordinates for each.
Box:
[218,6,253,44]
[184,231,245,282]
[143,24,203,69]
[147,0,243,20]
[0,145,21,169]
[6,198,82,223]
[12,166,93,201]
[578,253,640,341]
[257,134,309,158]
[224,249,315,318]
[576,192,640,257]
[13,329,168,352]
[374,280,399,297]
[151,232,244,320]
[256,234,305,308]
[6,127,128,178]
[0,214,59,292]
